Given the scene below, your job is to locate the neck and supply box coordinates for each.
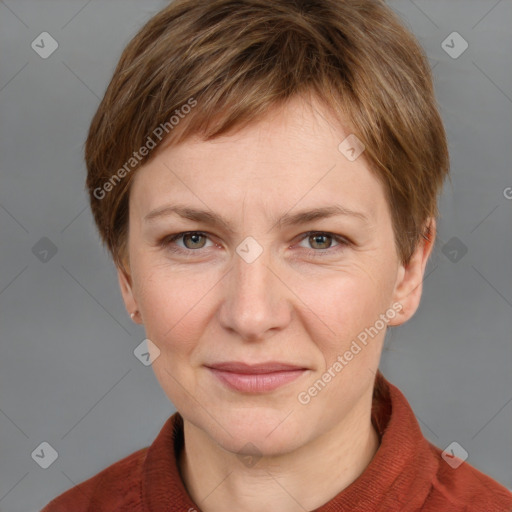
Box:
[178,393,380,512]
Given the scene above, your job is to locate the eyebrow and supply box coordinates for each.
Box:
[144,204,369,232]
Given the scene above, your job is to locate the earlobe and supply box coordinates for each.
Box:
[117,265,139,323]
[388,219,436,326]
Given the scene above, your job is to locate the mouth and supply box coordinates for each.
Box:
[205,361,309,393]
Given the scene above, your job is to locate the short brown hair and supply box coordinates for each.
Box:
[85,0,450,271]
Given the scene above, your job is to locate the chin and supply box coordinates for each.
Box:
[206,406,308,458]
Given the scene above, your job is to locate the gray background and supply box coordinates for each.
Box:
[0,1,511,510]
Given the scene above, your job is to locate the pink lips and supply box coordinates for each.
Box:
[206,361,308,393]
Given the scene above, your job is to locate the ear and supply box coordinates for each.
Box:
[388,218,436,326]
[117,263,141,324]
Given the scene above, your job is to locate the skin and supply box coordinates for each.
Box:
[117,94,434,512]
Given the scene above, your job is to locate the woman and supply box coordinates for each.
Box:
[42,0,512,510]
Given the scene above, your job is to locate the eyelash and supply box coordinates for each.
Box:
[159,231,350,258]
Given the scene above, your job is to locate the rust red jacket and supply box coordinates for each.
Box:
[41,372,512,511]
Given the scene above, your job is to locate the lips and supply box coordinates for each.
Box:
[205,361,308,393]
[206,361,307,373]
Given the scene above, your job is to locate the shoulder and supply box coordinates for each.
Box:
[425,442,512,512]
[40,446,148,512]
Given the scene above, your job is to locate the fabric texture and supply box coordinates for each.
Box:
[41,371,512,511]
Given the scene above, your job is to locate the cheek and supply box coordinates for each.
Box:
[134,266,216,354]
[135,269,210,401]
[295,270,389,347]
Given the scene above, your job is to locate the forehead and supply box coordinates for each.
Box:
[130,96,387,224]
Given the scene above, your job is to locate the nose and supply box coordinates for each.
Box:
[217,244,292,342]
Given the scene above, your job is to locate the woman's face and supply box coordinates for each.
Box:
[119,96,430,456]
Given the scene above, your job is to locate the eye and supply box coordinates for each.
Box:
[160,231,214,255]
[295,231,350,256]
[159,230,350,258]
